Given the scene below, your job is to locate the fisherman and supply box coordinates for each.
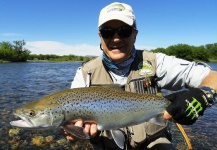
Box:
[64,2,217,150]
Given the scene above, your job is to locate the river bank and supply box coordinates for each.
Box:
[1,57,217,63]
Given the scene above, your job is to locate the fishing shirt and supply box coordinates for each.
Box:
[71,52,211,89]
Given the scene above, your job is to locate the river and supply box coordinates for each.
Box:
[0,62,217,150]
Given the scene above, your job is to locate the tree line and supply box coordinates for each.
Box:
[0,40,93,62]
[1,40,217,62]
[151,43,217,62]
[28,54,85,62]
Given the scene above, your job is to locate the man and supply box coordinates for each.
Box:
[64,2,217,150]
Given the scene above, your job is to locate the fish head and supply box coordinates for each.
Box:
[11,109,51,129]
[10,96,64,130]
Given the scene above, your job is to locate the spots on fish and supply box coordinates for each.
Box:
[11,86,170,132]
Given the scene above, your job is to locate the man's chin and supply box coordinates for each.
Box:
[110,55,127,63]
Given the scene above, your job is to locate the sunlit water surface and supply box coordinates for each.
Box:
[0,62,217,150]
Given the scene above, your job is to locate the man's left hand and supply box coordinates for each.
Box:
[164,87,210,125]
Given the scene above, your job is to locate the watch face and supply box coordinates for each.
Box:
[200,86,217,105]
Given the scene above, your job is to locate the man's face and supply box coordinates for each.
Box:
[99,20,138,63]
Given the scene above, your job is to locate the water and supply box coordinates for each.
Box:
[0,62,217,150]
[0,62,84,149]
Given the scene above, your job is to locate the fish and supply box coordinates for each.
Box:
[10,85,170,149]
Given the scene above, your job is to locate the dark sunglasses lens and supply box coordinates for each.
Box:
[100,26,133,39]
[100,28,115,39]
[118,27,133,38]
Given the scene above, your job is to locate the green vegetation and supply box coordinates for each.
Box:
[28,54,84,62]
[0,40,95,62]
[28,54,96,62]
[0,40,30,62]
[151,43,217,62]
[1,40,217,62]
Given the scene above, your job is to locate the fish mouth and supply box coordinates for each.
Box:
[10,113,34,128]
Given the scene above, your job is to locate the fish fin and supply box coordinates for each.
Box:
[105,130,113,139]
[110,129,125,149]
[61,125,90,139]
[149,113,167,126]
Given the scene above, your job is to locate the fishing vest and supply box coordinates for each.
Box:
[81,50,168,149]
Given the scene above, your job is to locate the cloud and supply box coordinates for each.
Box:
[25,41,156,56]
[0,33,23,37]
[26,41,102,56]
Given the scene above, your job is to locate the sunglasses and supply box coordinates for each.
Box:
[99,26,136,39]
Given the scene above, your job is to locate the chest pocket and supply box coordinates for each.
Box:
[127,76,160,95]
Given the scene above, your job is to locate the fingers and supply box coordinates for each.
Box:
[89,123,98,138]
[163,110,177,123]
[84,123,98,138]
[66,135,76,142]
[63,130,77,142]
[163,110,173,120]
[74,120,83,127]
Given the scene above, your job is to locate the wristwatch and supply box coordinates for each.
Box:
[200,86,217,106]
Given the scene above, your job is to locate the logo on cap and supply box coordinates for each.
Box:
[107,4,125,13]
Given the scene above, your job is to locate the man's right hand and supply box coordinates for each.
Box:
[62,120,98,142]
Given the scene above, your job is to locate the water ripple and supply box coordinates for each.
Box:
[0,62,216,149]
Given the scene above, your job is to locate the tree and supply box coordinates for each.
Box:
[151,47,168,54]
[0,42,15,60]
[166,44,193,61]
[205,43,217,59]
[192,46,209,62]
[0,40,31,62]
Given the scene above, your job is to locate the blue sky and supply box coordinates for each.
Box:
[0,0,217,56]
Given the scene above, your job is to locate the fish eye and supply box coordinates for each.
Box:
[28,110,35,117]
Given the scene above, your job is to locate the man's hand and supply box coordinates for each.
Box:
[163,110,173,121]
[63,120,98,142]
[164,87,209,125]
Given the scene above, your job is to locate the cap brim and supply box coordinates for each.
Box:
[98,14,134,27]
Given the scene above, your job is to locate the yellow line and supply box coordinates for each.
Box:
[176,123,193,150]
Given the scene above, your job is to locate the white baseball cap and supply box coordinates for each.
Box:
[98,2,136,28]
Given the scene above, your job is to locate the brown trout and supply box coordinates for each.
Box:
[10,85,170,149]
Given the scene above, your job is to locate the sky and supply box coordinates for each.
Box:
[0,0,217,56]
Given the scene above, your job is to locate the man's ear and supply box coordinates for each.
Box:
[133,30,138,42]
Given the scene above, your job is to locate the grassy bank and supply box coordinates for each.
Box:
[209,59,217,63]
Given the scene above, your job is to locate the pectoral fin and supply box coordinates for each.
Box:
[61,125,90,139]
[110,129,125,149]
